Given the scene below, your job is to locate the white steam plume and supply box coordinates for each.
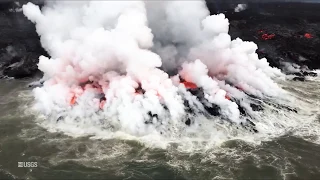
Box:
[23,1,284,137]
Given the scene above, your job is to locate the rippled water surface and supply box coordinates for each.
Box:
[0,78,320,180]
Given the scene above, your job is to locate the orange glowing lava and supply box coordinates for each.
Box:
[181,81,198,89]
[304,33,313,39]
[70,94,77,105]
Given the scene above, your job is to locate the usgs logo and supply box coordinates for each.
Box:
[18,162,38,168]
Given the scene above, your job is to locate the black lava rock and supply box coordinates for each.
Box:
[240,119,258,133]
[185,118,191,126]
[56,116,63,122]
[250,103,263,111]
[206,1,320,71]
[0,0,47,78]
[3,52,40,78]
[303,71,317,77]
[2,1,320,78]
[293,76,305,81]
[204,104,221,116]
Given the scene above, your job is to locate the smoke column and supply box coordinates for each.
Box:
[22,0,284,137]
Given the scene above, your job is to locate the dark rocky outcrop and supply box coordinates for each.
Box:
[293,76,305,81]
[1,1,320,78]
[0,0,46,79]
[207,1,320,71]
[2,52,39,78]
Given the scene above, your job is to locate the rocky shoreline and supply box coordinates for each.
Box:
[0,1,319,79]
[214,2,320,73]
[0,0,47,79]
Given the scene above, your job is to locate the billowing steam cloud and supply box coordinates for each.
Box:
[23,1,284,137]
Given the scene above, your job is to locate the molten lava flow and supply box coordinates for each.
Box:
[262,33,275,40]
[225,94,231,100]
[70,94,77,105]
[181,81,198,89]
[304,33,313,39]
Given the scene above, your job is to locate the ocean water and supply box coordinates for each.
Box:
[0,77,320,180]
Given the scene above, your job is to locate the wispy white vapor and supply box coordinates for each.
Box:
[234,4,248,12]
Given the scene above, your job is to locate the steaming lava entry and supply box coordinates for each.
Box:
[22,1,302,141]
[2,1,320,179]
